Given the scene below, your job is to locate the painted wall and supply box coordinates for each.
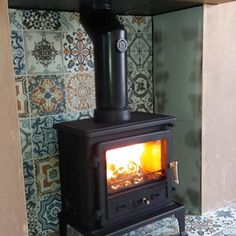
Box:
[0,1,27,235]
[8,9,153,235]
[153,7,203,214]
[202,2,236,212]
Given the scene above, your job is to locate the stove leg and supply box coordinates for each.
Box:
[175,209,188,236]
[59,212,67,236]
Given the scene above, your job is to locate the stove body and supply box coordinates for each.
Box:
[55,112,187,236]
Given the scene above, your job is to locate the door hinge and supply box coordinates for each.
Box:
[94,209,104,221]
[89,156,100,168]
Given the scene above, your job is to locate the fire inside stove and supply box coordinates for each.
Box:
[106,139,167,194]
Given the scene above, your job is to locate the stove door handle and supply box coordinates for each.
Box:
[169,161,179,185]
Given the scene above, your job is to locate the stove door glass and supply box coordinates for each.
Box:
[106,139,167,194]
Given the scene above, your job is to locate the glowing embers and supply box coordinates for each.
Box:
[106,139,167,194]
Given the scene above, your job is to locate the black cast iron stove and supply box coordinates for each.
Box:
[55,1,187,235]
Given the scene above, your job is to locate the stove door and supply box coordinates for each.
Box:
[95,130,173,226]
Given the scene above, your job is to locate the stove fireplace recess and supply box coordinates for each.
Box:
[54,0,187,235]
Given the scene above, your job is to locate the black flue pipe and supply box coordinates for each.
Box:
[80,2,130,122]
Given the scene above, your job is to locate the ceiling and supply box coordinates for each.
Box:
[8,0,235,15]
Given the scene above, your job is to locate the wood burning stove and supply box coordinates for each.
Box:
[55,112,187,236]
[55,1,188,235]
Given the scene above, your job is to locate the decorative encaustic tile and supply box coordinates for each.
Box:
[35,156,60,197]
[134,16,152,33]
[128,70,153,113]
[15,76,29,118]
[127,33,152,52]
[63,32,94,72]
[118,16,152,33]
[19,119,32,161]
[128,48,152,70]
[117,16,140,33]
[29,75,66,117]
[60,12,82,32]
[11,31,26,75]
[185,207,236,236]
[26,198,40,236]
[24,31,63,75]
[65,72,95,112]
[23,159,36,201]
[9,9,23,31]
[31,114,66,159]
[66,110,94,121]
[22,10,61,31]
[38,193,61,233]
[127,33,152,70]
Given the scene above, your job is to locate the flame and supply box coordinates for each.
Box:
[106,140,165,193]
[106,143,144,179]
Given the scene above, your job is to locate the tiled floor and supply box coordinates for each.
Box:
[46,202,236,236]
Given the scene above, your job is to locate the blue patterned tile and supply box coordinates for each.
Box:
[128,69,153,113]
[63,32,94,72]
[23,10,61,30]
[24,31,63,75]
[38,193,61,232]
[67,110,94,121]
[60,12,82,32]
[23,160,36,201]
[31,114,66,159]
[9,9,23,31]
[29,75,66,117]
[11,31,26,75]
[26,198,40,236]
[19,119,32,161]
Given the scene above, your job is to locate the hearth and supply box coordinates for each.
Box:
[55,0,187,235]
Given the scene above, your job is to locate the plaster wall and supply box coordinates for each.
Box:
[202,2,236,212]
[0,0,28,235]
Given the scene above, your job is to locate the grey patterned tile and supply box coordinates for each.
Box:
[118,16,152,33]
[60,12,83,32]
[127,33,152,70]
[117,16,140,33]
[128,49,152,70]
[15,76,29,118]
[222,223,236,235]
[24,31,63,75]
[29,75,66,117]
[65,72,95,112]
[63,31,94,72]
[22,10,61,30]
[19,119,32,161]
[128,69,153,113]
[9,9,23,31]
[31,114,66,159]
[11,31,26,75]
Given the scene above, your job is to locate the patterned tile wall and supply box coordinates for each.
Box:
[9,9,153,235]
